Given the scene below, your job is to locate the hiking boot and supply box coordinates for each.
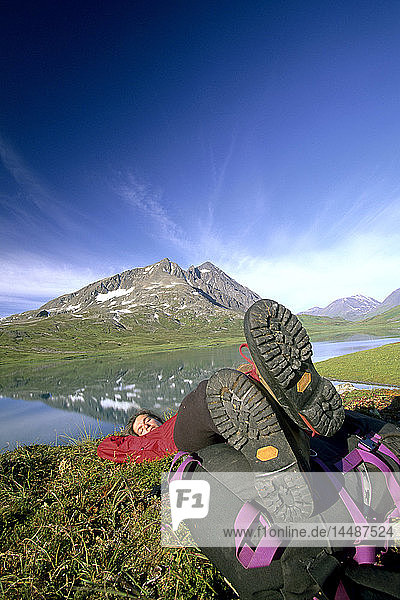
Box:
[206,368,314,522]
[244,299,345,437]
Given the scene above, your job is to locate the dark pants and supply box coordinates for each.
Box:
[173,378,395,459]
[173,379,225,452]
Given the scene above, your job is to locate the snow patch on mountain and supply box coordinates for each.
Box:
[96,287,134,302]
[65,303,81,311]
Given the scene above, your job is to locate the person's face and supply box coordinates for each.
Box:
[133,414,162,436]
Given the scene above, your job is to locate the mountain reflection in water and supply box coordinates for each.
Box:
[1,337,399,448]
[0,345,245,429]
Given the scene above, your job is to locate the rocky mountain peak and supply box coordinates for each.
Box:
[185,261,260,312]
[363,287,400,319]
[1,258,260,325]
[149,257,186,280]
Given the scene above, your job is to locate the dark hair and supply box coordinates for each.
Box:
[122,409,164,436]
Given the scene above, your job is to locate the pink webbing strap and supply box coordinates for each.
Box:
[371,433,400,466]
[313,457,369,525]
[168,452,202,483]
[334,580,351,600]
[313,456,377,566]
[234,501,281,569]
[353,546,377,565]
[170,451,189,469]
[315,441,400,566]
[336,448,400,515]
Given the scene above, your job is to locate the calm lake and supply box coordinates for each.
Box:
[1,336,399,451]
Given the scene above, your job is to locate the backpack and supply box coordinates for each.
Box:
[166,411,400,600]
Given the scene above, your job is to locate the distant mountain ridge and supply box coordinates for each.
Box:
[301,288,400,321]
[365,288,400,319]
[2,258,261,325]
[301,295,380,321]
[2,257,399,338]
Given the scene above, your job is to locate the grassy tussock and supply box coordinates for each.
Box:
[1,389,399,599]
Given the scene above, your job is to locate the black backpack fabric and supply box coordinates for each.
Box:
[170,410,400,600]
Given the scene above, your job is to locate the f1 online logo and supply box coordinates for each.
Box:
[169,480,210,530]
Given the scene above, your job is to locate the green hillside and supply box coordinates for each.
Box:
[1,304,399,374]
[316,341,400,386]
[350,304,400,336]
[0,310,244,372]
[298,304,400,340]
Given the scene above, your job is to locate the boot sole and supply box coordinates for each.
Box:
[206,368,313,521]
[244,299,345,436]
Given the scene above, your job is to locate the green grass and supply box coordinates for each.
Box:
[0,441,235,600]
[1,388,400,599]
[1,388,399,599]
[316,342,400,386]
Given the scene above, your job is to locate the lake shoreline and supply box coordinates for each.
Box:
[330,378,400,390]
[316,341,400,387]
[2,332,400,374]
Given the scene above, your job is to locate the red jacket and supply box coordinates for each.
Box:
[97,415,178,463]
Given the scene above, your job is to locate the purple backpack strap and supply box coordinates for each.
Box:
[371,433,400,466]
[168,451,202,483]
[338,434,400,471]
[333,580,351,600]
[313,457,369,525]
[234,502,282,569]
[314,432,400,566]
[358,450,400,514]
[314,456,378,565]
[313,579,351,600]
[353,546,377,565]
[336,445,400,516]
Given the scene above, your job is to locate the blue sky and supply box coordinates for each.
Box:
[1,1,400,317]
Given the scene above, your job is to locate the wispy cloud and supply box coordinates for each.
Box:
[187,173,400,312]
[0,133,88,238]
[0,134,49,212]
[293,172,400,254]
[209,133,237,199]
[202,133,238,243]
[0,252,105,301]
[116,173,196,254]
[116,162,400,312]
[221,225,400,313]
